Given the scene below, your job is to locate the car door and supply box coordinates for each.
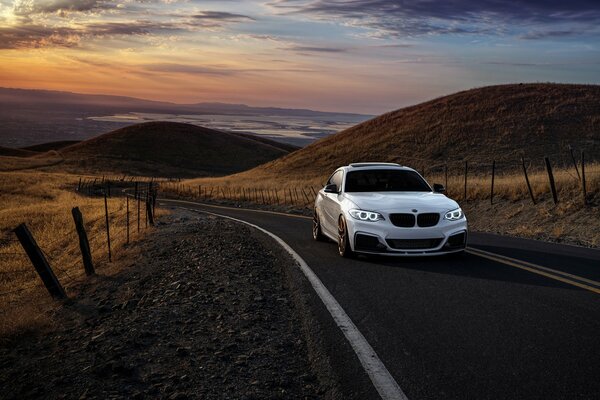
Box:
[321,170,343,235]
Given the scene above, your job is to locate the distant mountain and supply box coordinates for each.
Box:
[54,121,294,177]
[0,87,370,148]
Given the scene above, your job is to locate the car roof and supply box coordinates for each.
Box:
[342,162,413,171]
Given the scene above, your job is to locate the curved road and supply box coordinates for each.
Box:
[160,198,600,400]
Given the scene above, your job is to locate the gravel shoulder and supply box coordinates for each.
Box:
[0,209,341,399]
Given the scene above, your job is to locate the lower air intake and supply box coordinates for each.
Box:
[385,238,443,250]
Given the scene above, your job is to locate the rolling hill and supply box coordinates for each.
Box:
[55,121,295,177]
[0,146,37,157]
[21,140,81,153]
[234,83,600,182]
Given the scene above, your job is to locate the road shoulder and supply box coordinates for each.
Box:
[0,209,341,399]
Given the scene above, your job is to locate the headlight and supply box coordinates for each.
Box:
[444,208,464,221]
[349,209,384,222]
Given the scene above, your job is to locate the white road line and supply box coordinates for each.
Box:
[175,204,408,400]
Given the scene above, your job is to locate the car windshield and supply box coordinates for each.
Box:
[345,169,431,192]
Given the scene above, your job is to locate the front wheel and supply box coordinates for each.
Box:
[337,215,354,258]
[313,211,326,241]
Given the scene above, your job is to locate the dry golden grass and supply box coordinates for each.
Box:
[238,83,600,182]
[0,170,153,336]
[0,154,64,172]
[179,162,599,207]
[426,163,600,203]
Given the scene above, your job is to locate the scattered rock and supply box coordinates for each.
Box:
[0,210,327,399]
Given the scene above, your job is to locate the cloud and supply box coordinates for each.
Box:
[0,25,80,48]
[12,0,113,16]
[188,10,255,28]
[191,11,254,22]
[268,0,600,38]
[140,62,320,76]
[286,45,346,53]
[1,2,257,49]
[0,20,183,49]
[519,29,585,40]
[142,63,234,75]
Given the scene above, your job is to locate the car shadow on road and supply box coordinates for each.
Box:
[351,252,587,292]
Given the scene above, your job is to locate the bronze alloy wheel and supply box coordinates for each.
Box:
[313,211,325,241]
[337,215,353,257]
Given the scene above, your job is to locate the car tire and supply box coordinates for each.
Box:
[313,210,326,241]
[337,215,354,258]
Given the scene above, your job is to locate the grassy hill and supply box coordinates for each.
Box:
[21,140,80,153]
[181,83,599,246]
[240,83,600,182]
[0,146,38,157]
[54,121,293,177]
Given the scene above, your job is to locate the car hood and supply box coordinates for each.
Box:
[344,192,459,214]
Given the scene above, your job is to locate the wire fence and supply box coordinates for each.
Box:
[0,180,159,302]
[161,149,598,210]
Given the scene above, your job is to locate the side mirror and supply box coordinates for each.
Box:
[324,184,338,193]
[433,183,446,194]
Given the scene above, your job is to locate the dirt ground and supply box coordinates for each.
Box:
[0,210,339,399]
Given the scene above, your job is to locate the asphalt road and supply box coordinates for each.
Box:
[160,198,600,400]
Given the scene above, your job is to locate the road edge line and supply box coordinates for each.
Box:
[158,197,312,219]
[177,205,409,400]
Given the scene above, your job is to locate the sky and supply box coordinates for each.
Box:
[0,0,599,114]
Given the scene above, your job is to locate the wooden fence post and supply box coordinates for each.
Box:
[490,160,495,205]
[71,207,95,276]
[145,185,149,228]
[301,188,310,205]
[126,196,130,244]
[444,164,448,192]
[569,145,581,181]
[521,157,536,205]
[13,223,66,299]
[137,192,141,233]
[544,157,558,204]
[463,161,468,201]
[104,192,112,262]
[581,150,587,206]
[146,199,154,225]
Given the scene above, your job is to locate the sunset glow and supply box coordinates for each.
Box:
[1,0,599,113]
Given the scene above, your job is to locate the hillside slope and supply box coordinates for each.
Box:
[245,83,600,181]
[58,121,293,177]
[0,146,37,157]
[22,140,80,153]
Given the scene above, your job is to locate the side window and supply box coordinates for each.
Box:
[329,171,343,190]
[326,172,335,185]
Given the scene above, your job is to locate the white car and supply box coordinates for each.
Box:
[313,163,467,257]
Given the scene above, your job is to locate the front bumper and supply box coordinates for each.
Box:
[347,217,468,256]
